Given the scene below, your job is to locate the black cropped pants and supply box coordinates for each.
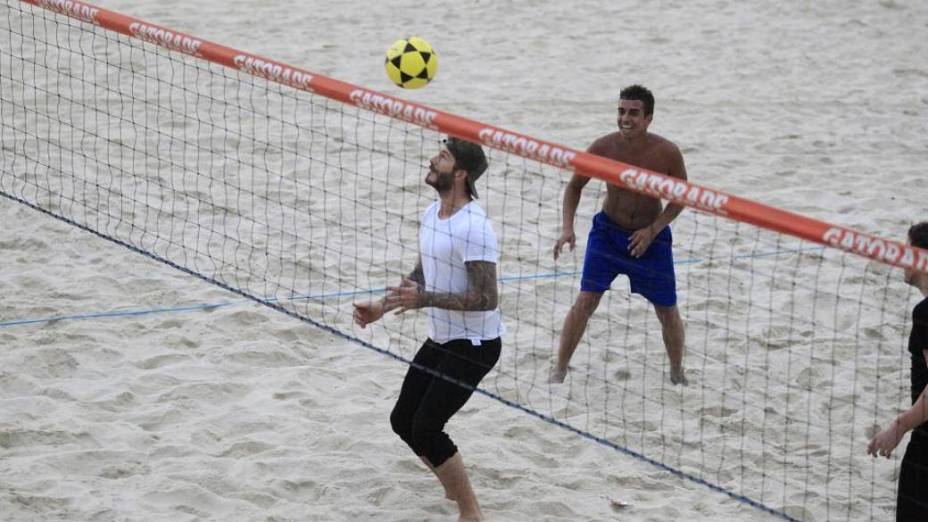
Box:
[389,337,501,467]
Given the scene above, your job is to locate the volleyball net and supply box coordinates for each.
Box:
[3,1,927,520]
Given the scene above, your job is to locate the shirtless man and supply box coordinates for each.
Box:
[550,84,687,385]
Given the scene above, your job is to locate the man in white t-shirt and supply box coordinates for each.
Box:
[354,137,502,522]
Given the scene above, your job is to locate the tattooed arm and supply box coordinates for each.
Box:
[407,259,424,287]
[386,260,498,313]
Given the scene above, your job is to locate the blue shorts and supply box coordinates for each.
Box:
[580,212,677,307]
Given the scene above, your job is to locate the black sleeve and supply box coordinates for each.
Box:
[914,303,928,353]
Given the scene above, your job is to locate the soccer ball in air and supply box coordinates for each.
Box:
[384,37,438,89]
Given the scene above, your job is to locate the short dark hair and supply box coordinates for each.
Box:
[909,222,928,249]
[620,84,655,116]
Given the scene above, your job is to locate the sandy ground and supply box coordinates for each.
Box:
[2,1,927,520]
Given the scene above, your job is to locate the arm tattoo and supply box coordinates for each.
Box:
[408,260,424,286]
[420,261,498,312]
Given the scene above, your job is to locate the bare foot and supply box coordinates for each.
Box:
[670,367,688,386]
[548,366,567,384]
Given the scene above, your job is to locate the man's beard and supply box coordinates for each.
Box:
[426,166,454,193]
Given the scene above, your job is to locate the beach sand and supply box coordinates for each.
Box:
[2,1,927,520]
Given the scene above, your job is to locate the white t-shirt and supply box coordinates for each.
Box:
[419,200,504,344]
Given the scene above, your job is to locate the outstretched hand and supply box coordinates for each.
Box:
[628,225,656,258]
[553,230,576,261]
[353,300,385,329]
[384,277,424,314]
[867,421,904,459]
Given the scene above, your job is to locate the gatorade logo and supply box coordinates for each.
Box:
[619,168,729,213]
[38,0,98,24]
[129,22,203,57]
[349,90,437,128]
[823,228,928,270]
[233,55,313,90]
[477,129,576,169]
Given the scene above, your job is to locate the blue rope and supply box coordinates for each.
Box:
[0,247,823,328]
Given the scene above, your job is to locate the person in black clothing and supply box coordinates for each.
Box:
[867,221,928,521]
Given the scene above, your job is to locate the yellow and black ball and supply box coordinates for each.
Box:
[384,36,438,89]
